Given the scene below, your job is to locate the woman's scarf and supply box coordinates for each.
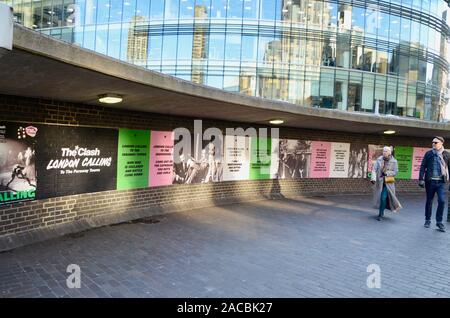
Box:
[433,147,448,182]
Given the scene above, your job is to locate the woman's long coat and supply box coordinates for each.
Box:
[371,156,403,211]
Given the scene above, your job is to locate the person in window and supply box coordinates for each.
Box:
[371,146,402,221]
[419,136,450,232]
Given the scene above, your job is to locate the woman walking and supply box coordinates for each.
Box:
[371,146,402,220]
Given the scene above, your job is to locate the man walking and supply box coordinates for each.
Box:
[419,136,450,232]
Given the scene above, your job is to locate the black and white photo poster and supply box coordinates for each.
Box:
[278,139,312,179]
[0,123,38,205]
[348,144,368,178]
[174,132,224,184]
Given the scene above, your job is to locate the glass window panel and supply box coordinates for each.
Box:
[195,0,211,17]
[165,0,180,20]
[223,75,240,92]
[95,26,109,55]
[420,24,428,49]
[148,35,163,61]
[97,0,111,24]
[211,0,227,18]
[85,0,97,25]
[109,0,123,23]
[177,34,193,60]
[260,0,277,20]
[389,15,400,42]
[400,17,411,43]
[135,0,151,21]
[122,0,137,22]
[377,12,389,39]
[243,0,259,19]
[225,34,242,60]
[107,25,121,59]
[320,69,335,98]
[397,81,407,107]
[207,75,224,89]
[83,25,96,50]
[412,0,422,10]
[422,0,431,13]
[351,6,365,31]
[407,85,417,116]
[374,76,386,101]
[162,34,178,60]
[209,33,225,60]
[386,78,398,102]
[375,50,388,74]
[150,0,165,19]
[180,0,195,18]
[410,20,420,44]
[227,0,243,18]
[241,35,257,61]
[362,74,375,110]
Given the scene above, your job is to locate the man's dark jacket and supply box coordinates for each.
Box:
[419,149,450,183]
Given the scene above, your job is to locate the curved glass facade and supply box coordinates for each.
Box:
[4,0,450,121]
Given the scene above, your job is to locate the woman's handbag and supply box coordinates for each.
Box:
[384,176,395,183]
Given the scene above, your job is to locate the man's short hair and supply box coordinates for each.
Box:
[434,136,445,143]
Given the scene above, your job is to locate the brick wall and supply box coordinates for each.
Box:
[0,94,428,251]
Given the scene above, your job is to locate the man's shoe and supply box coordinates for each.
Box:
[424,220,431,228]
[377,216,382,221]
[436,223,446,232]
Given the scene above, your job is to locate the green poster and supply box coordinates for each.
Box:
[117,129,150,190]
[250,137,272,180]
[395,146,413,179]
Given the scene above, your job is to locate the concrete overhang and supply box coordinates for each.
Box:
[0,24,449,138]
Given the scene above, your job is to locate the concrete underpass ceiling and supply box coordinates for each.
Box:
[0,25,449,138]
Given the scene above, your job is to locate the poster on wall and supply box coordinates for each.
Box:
[348,144,368,178]
[223,135,250,181]
[36,125,118,199]
[149,131,174,187]
[310,141,331,178]
[367,144,385,178]
[249,137,272,180]
[173,132,224,184]
[329,142,350,178]
[0,123,38,205]
[117,129,150,190]
[412,147,429,180]
[277,139,312,179]
[270,137,279,179]
[394,146,413,179]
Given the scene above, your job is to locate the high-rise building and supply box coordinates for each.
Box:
[3,0,450,122]
[127,16,148,64]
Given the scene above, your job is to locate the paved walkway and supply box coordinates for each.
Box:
[1,194,450,298]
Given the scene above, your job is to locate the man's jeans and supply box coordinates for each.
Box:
[425,180,446,223]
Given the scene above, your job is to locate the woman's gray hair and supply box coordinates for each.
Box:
[383,146,393,154]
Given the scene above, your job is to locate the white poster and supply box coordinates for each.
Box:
[270,138,279,179]
[223,135,250,181]
[329,142,350,178]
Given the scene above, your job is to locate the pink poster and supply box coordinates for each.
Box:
[310,141,331,178]
[412,147,428,180]
[149,131,174,187]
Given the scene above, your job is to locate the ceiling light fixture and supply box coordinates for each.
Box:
[269,119,284,125]
[383,130,396,135]
[98,93,123,104]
